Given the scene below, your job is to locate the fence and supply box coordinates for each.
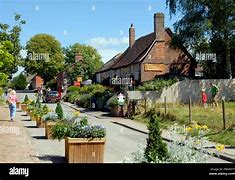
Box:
[127,79,235,130]
[127,79,235,104]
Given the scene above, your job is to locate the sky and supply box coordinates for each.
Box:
[0,0,181,76]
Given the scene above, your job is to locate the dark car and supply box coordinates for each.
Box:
[43,91,61,103]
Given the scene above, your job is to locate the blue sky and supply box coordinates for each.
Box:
[0,0,181,63]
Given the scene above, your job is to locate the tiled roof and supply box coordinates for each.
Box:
[111,32,155,69]
[97,28,194,73]
[96,53,123,73]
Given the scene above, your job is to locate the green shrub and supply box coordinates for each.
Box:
[11,73,27,90]
[107,95,118,108]
[144,110,168,162]
[52,121,70,140]
[77,94,92,108]
[55,102,64,120]
[137,78,178,91]
[42,105,50,115]
[23,95,29,104]
[45,79,57,89]
[67,86,80,93]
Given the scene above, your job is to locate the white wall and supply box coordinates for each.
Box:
[127,79,235,103]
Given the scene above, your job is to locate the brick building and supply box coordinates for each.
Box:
[95,13,196,85]
[31,75,44,89]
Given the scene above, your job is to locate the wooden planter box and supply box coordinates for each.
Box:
[26,108,31,116]
[16,102,20,108]
[30,113,36,121]
[65,137,106,163]
[36,117,45,128]
[45,121,57,139]
[21,104,27,112]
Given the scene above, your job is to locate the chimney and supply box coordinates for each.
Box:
[129,24,135,48]
[154,13,165,41]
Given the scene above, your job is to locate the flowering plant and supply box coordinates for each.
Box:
[123,123,213,163]
[42,112,59,122]
[52,116,106,140]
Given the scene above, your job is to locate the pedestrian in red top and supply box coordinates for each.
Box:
[201,89,207,108]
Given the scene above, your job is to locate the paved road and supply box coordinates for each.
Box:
[17,92,229,163]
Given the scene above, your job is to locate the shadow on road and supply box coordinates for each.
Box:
[24,125,38,128]
[32,136,47,140]
[38,155,66,163]
[21,119,31,121]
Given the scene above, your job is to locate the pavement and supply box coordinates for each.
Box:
[61,101,235,163]
[0,105,39,163]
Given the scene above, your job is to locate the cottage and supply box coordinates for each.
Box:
[95,13,196,85]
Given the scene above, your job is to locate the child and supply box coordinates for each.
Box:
[201,89,207,108]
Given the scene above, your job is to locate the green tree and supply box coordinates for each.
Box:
[63,43,103,81]
[55,102,63,120]
[24,34,64,82]
[11,73,27,90]
[0,13,26,76]
[0,41,14,87]
[166,0,235,78]
[144,109,168,162]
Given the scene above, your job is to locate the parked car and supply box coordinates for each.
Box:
[43,91,61,103]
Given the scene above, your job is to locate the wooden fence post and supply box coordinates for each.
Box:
[222,97,226,130]
[144,97,147,114]
[164,96,167,114]
[189,97,192,124]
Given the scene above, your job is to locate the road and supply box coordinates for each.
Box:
[17,92,229,163]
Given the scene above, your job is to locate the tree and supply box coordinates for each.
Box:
[166,0,235,78]
[55,102,63,120]
[0,13,26,76]
[11,73,27,90]
[144,109,168,162]
[24,34,64,82]
[63,43,103,82]
[0,41,14,87]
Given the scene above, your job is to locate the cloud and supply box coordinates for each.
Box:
[87,37,129,47]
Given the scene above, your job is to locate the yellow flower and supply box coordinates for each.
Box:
[73,111,80,117]
[195,124,202,130]
[216,145,225,151]
[186,127,192,132]
[202,125,208,130]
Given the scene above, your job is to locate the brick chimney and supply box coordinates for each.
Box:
[129,24,135,48]
[154,13,165,41]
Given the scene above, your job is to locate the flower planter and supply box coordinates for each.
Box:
[26,108,31,116]
[21,104,27,112]
[16,102,20,109]
[30,114,36,121]
[65,137,106,163]
[45,121,57,139]
[36,116,45,128]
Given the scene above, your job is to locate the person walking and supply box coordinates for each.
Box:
[201,89,208,108]
[210,82,219,108]
[7,90,18,121]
